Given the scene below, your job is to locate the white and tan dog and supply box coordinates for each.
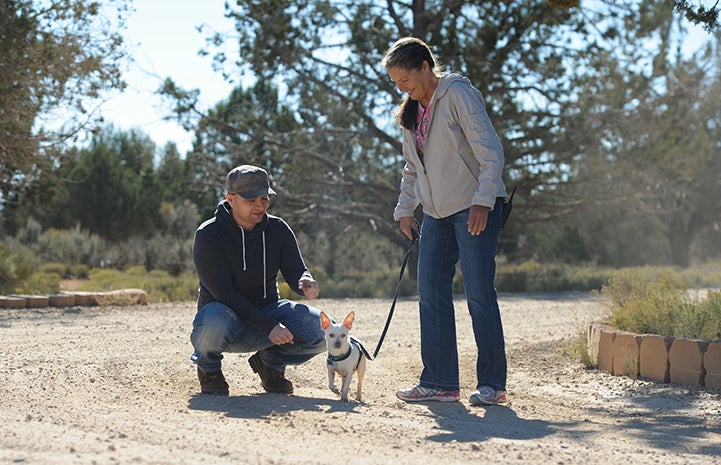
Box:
[319,311,367,402]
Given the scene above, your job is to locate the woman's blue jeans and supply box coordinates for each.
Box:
[190,299,326,373]
[416,199,507,392]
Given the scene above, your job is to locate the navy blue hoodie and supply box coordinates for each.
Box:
[193,200,311,335]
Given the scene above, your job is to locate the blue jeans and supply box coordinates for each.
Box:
[190,299,326,373]
[417,199,507,392]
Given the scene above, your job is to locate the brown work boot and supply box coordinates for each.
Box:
[248,352,293,394]
[197,367,229,395]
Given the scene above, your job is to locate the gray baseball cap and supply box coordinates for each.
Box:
[226,165,276,199]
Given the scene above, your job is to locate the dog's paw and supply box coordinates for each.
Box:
[329,386,340,394]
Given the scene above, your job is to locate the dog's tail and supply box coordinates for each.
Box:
[351,336,374,361]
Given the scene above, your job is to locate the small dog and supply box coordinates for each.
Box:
[319,311,367,402]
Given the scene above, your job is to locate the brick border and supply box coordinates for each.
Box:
[588,321,720,388]
[0,289,147,309]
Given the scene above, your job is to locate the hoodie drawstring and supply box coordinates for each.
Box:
[262,232,267,299]
[240,228,247,270]
[239,226,267,299]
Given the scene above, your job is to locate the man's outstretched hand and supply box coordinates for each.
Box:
[298,277,319,300]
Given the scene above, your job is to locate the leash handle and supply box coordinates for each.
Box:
[501,184,517,230]
[369,234,417,360]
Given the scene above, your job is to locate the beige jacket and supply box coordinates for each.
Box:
[393,73,506,220]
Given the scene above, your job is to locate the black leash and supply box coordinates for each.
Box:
[362,232,418,361]
[501,185,517,230]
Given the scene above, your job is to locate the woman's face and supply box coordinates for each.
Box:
[388,61,433,103]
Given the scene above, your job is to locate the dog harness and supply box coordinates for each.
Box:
[327,337,366,370]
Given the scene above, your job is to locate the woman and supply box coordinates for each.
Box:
[382,37,508,405]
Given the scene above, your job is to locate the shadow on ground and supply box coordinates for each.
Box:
[188,392,363,419]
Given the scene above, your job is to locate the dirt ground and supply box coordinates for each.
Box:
[1,292,719,465]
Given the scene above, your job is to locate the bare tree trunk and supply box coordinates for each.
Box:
[667,221,692,268]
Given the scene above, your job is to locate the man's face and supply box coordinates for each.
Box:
[226,193,270,230]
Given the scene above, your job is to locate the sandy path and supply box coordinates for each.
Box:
[1,292,719,464]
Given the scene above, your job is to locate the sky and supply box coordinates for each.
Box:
[97,0,236,155]
[98,1,713,157]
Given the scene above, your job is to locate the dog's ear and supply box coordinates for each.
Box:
[320,311,332,330]
[342,311,355,330]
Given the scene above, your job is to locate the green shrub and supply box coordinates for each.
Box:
[40,262,90,279]
[278,281,293,299]
[565,332,596,369]
[141,270,198,303]
[40,262,68,278]
[81,268,198,303]
[312,268,416,299]
[601,271,721,339]
[495,260,615,293]
[125,265,147,276]
[15,272,61,294]
[0,242,38,294]
[693,290,721,340]
[85,268,126,289]
[34,226,105,267]
[69,264,90,279]
[678,261,721,289]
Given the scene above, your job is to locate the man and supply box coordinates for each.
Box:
[190,164,326,395]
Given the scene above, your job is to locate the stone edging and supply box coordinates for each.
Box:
[0,289,148,309]
[587,321,721,390]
